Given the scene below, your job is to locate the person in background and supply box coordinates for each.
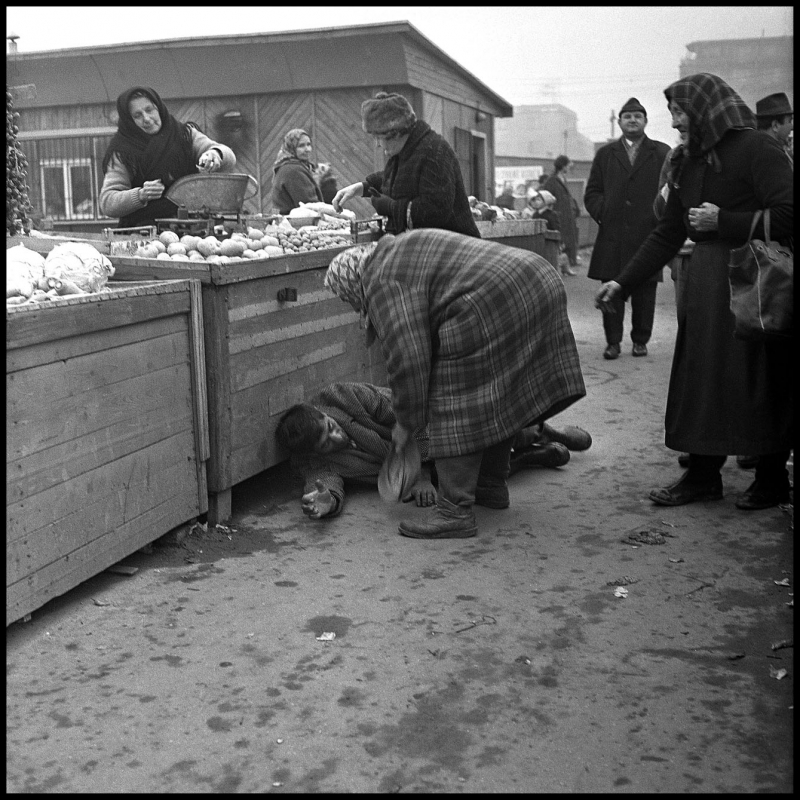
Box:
[522,189,560,231]
[494,183,516,210]
[315,162,339,205]
[100,86,236,228]
[537,173,550,189]
[755,92,793,166]
[585,97,671,360]
[270,128,324,214]
[276,383,592,520]
[332,92,480,238]
[595,73,793,511]
[544,156,580,276]
[323,230,586,539]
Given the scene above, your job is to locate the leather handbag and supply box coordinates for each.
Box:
[728,209,793,340]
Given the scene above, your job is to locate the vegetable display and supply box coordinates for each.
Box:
[6,86,33,237]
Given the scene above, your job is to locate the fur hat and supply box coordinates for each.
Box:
[619,97,647,116]
[755,92,793,118]
[361,92,417,135]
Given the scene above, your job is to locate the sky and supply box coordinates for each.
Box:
[5,5,793,147]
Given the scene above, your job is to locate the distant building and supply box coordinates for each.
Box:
[495,104,596,162]
[680,36,793,110]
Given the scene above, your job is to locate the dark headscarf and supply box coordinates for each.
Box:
[664,73,756,187]
[102,87,195,188]
[272,128,317,175]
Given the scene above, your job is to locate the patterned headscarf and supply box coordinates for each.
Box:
[664,73,755,185]
[324,243,378,329]
[272,128,316,173]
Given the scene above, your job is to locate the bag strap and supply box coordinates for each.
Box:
[745,209,763,243]
[763,208,772,246]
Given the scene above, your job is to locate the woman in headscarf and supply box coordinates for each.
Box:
[100,87,236,228]
[332,92,479,238]
[270,128,324,214]
[595,73,793,510]
[521,189,560,231]
[324,229,586,540]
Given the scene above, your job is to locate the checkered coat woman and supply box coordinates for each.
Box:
[326,229,586,460]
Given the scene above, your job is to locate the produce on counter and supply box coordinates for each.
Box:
[44,242,115,293]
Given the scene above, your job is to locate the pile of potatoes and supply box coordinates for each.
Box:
[132,225,352,263]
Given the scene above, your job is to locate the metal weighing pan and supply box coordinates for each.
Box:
[164,173,258,216]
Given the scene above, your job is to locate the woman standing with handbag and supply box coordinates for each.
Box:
[595,73,793,510]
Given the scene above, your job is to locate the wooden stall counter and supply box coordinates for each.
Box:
[110,248,387,526]
[7,280,208,626]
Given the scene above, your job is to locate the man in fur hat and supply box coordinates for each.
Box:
[332,91,479,237]
[756,92,793,163]
[584,97,671,360]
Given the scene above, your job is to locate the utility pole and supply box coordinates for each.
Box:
[609,108,616,139]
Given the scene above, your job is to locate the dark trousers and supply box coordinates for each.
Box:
[602,280,658,345]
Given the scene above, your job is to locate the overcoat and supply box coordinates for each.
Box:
[543,174,578,254]
[616,129,793,455]
[364,121,479,238]
[362,229,586,458]
[584,135,671,282]
[271,158,323,214]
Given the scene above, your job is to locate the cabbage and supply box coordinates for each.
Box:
[7,244,46,298]
[44,242,115,294]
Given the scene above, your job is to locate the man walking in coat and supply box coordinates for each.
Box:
[585,98,671,359]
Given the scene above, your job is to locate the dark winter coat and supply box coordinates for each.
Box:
[584,135,671,282]
[363,120,480,238]
[362,229,586,458]
[615,129,793,455]
[271,158,323,214]
[543,174,578,253]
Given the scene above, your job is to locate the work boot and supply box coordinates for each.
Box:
[398,496,477,539]
[475,437,514,509]
[540,422,592,451]
[509,442,570,473]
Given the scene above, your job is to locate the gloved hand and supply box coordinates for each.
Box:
[370,193,394,218]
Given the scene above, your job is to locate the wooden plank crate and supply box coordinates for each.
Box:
[109,249,387,526]
[6,280,209,626]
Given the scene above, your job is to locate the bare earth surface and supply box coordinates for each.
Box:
[7,253,793,793]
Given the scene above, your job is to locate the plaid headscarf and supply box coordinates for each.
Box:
[664,73,755,186]
[324,243,379,329]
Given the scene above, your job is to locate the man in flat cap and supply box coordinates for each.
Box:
[756,92,793,163]
[584,98,671,360]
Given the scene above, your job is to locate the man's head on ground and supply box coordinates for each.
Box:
[276,404,352,455]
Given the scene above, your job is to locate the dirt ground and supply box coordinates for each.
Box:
[7,252,794,793]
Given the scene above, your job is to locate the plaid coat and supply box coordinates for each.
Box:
[363,230,586,458]
[290,383,430,514]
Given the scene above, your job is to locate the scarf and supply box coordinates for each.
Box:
[102,87,195,189]
[272,128,317,175]
[324,243,379,330]
[664,73,755,188]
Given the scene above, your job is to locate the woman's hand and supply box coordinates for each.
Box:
[197,150,222,173]
[301,479,336,519]
[139,179,164,203]
[687,202,719,232]
[594,280,623,314]
[332,182,365,213]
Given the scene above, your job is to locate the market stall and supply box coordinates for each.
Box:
[7,278,209,625]
[475,217,555,263]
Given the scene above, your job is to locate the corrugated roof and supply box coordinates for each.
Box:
[6,21,513,116]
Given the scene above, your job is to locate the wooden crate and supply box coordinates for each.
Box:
[476,218,548,256]
[110,249,387,524]
[6,280,209,626]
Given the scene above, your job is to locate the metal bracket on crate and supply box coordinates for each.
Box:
[102,225,157,241]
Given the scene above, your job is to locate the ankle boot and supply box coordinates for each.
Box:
[736,450,791,510]
[509,442,570,473]
[398,496,478,539]
[476,437,514,509]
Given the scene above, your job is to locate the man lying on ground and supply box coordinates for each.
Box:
[276,382,591,520]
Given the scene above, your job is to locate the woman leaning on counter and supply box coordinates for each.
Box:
[333,92,479,238]
[100,86,236,228]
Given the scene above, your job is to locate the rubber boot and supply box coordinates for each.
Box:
[476,437,514,509]
[399,453,481,539]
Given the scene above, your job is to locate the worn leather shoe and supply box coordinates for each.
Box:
[735,480,791,510]
[650,475,723,506]
[510,442,570,470]
[736,455,759,470]
[399,497,477,539]
[603,343,621,360]
[632,343,648,357]
[540,422,592,451]
[475,482,510,509]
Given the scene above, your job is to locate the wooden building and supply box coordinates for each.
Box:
[6,22,513,231]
